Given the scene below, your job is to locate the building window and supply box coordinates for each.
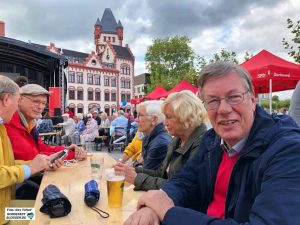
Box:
[137,87,140,93]
[121,80,125,88]
[121,93,125,101]
[68,72,75,83]
[104,76,109,86]
[111,78,116,87]
[104,36,106,42]
[77,108,83,113]
[87,74,93,84]
[91,60,97,66]
[95,91,101,101]
[77,72,83,83]
[77,90,83,100]
[111,92,116,101]
[88,90,93,100]
[121,65,130,75]
[126,94,131,102]
[112,37,115,42]
[94,75,100,85]
[105,92,110,101]
[125,80,131,89]
[69,90,75,100]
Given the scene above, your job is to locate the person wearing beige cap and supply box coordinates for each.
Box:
[57,113,76,146]
[5,83,87,162]
[0,76,63,224]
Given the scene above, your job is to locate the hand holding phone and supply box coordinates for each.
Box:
[50,150,69,168]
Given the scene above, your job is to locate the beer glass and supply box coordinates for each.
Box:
[105,168,125,208]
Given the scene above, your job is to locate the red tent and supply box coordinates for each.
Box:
[145,85,168,100]
[240,50,300,94]
[167,79,198,96]
[130,97,143,105]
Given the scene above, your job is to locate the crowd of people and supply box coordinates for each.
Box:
[2,61,300,225]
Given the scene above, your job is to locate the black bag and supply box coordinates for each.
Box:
[40,185,72,218]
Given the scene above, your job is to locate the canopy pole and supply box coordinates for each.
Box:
[269,79,272,114]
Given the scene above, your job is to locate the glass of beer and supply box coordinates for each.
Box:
[105,168,125,208]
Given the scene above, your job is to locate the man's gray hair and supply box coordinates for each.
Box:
[197,62,254,98]
[138,100,165,123]
[0,75,19,100]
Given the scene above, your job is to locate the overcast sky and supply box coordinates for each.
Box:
[0,0,299,99]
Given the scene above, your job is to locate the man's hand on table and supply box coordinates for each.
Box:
[67,144,87,160]
[137,190,174,221]
[124,207,160,225]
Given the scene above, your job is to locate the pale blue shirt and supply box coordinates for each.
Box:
[220,134,249,157]
[0,117,31,179]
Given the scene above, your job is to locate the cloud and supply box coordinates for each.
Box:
[0,0,299,98]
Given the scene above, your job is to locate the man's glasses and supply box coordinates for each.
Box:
[22,95,47,107]
[137,114,153,119]
[203,91,249,110]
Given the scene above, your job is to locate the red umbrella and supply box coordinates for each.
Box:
[145,85,168,100]
[167,79,198,96]
[240,50,300,94]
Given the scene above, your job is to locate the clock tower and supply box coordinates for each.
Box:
[94,8,124,54]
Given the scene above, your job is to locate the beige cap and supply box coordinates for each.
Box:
[20,84,50,96]
[62,113,69,118]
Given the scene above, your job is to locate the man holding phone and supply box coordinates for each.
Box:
[5,83,87,161]
[0,75,64,225]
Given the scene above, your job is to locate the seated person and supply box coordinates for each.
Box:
[73,113,85,145]
[92,110,101,125]
[37,112,54,133]
[80,113,99,149]
[117,131,143,164]
[110,110,128,137]
[125,62,300,225]
[5,84,86,161]
[131,100,171,170]
[114,90,207,191]
[57,113,76,146]
[99,112,110,136]
[0,75,63,225]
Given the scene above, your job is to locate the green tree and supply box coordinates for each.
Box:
[145,36,196,92]
[196,48,240,70]
[282,18,300,63]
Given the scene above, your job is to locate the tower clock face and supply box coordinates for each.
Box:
[106,54,110,60]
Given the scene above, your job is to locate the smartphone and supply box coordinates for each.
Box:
[51,149,69,164]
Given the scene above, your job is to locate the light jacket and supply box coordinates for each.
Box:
[0,125,25,225]
[58,118,76,136]
[134,124,207,191]
[142,123,172,170]
[5,112,74,161]
[81,118,98,142]
[161,106,300,225]
[123,131,143,161]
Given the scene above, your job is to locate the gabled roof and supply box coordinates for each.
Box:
[100,8,119,33]
[61,49,89,63]
[112,45,132,59]
[134,73,150,85]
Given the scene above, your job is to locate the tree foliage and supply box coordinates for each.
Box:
[145,36,196,92]
[195,48,240,71]
[282,18,300,63]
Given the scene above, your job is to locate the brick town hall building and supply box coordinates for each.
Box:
[48,8,135,115]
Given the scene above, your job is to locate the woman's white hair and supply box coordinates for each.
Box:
[138,100,165,123]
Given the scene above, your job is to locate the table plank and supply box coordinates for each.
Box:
[29,152,143,225]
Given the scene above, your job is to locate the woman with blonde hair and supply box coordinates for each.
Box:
[114,90,208,191]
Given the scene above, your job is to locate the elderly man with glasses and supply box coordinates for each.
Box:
[0,76,64,224]
[5,84,86,161]
[124,62,300,225]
